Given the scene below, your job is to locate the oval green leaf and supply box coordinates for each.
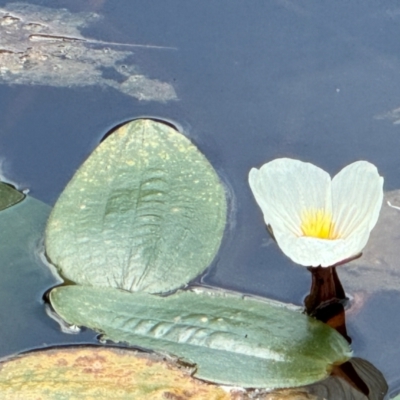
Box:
[0,182,24,211]
[50,286,352,389]
[45,119,227,293]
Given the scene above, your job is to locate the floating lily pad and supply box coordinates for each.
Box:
[0,346,230,400]
[259,389,318,399]
[50,285,352,389]
[0,193,65,356]
[45,119,227,293]
[0,195,51,287]
[0,182,24,211]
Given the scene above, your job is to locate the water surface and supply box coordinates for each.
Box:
[1,1,400,397]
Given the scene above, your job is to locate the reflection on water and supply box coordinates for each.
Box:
[305,358,387,400]
[0,0,400,397]
[304,267,387,399]
[374,106,400,126]
[341,190,400,294]
[0,3,177,101]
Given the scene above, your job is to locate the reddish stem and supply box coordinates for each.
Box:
[304,266,350,342]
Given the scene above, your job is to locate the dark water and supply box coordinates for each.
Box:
[1,1,400,397]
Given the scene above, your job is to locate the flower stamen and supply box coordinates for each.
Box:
[300,209,337,239]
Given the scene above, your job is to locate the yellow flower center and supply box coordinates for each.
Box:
[300,208,336,239]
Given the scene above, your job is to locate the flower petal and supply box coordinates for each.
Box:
[249,158,384,267]
[249,158,332,237]
[331,161,383,239]
[275,233,370,267]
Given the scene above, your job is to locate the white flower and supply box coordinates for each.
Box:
[249,159,384,267]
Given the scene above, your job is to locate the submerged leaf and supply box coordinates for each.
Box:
[50,286,351,389]
[305,358,387,400]
[0,194,67,356]
[0,346,230,400]
[45,119,227,293]
[0,182,24,211]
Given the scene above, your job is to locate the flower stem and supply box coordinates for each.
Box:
[304,266,350,342]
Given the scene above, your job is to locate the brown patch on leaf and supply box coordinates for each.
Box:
[0,346,230,400]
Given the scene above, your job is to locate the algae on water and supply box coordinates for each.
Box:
[0,3,177,102]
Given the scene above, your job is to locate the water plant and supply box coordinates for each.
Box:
[249,158,383,267]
